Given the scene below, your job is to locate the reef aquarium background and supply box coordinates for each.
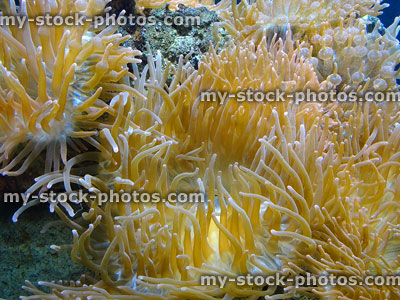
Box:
[1,0,400,299]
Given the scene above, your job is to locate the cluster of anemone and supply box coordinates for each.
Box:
[0,0,140,217]
[1,0,400,300]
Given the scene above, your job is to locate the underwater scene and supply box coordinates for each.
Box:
[1,0,400,299]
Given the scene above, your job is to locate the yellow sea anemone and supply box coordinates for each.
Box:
[0,0,140,181]
[216,0,400,94]
[6,1,400,300]
[216,0,388,41]
[23,30,400,299]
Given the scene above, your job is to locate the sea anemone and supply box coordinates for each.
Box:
[218,0,400,94]
[2,0,400,300]
[217,0,389,40]
[23,29,400,300]
[0,0,140,183]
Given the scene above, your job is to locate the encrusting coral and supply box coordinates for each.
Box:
[1,0,400,299]
[135,0,216,11]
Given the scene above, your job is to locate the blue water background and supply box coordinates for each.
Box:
[381,0,400,30]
